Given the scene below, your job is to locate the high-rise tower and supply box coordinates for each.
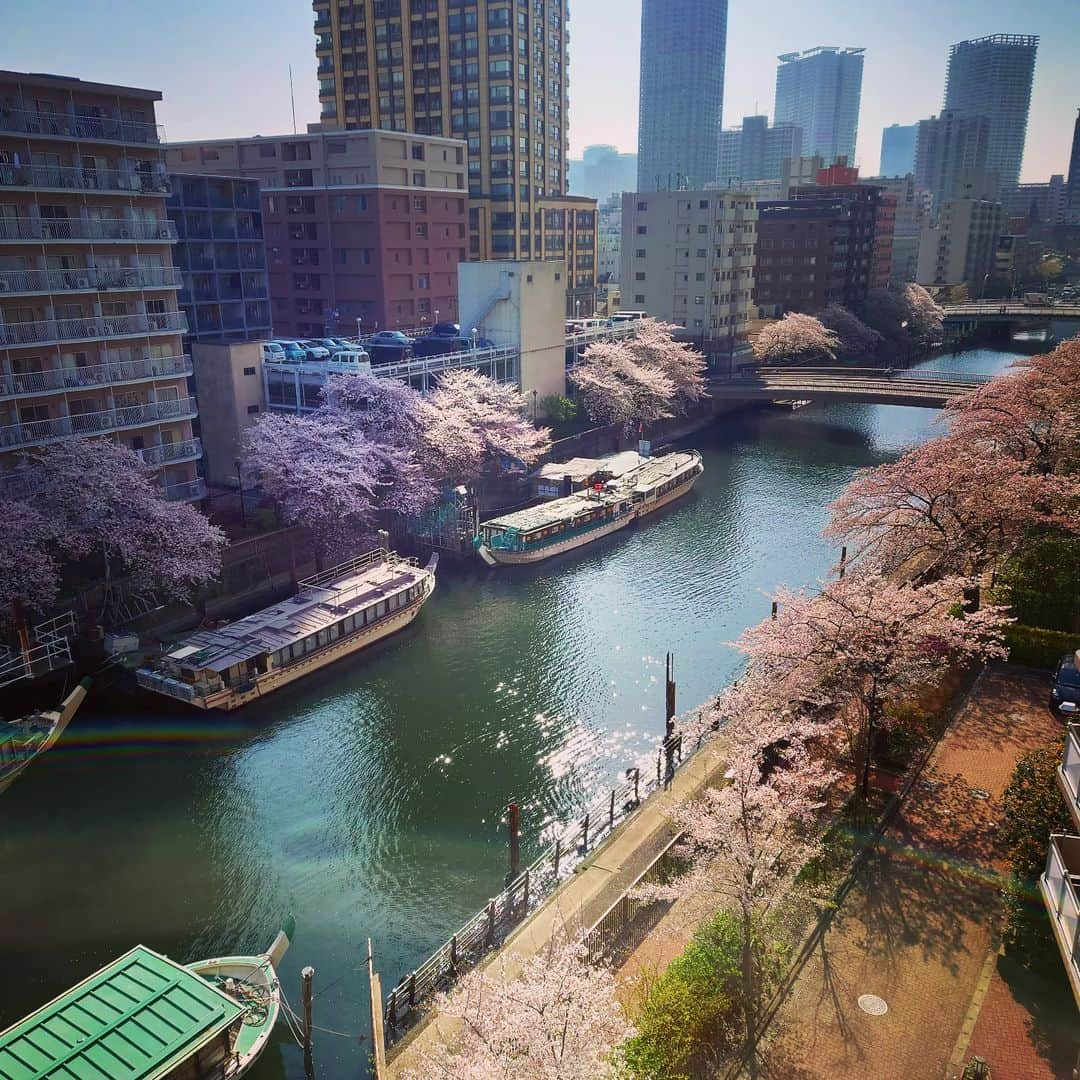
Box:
[943,34,1038,191]
[637,0,728,192]
[774,47,864,165]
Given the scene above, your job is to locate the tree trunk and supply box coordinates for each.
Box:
[741,909,758,1079]
[860,710,875,805]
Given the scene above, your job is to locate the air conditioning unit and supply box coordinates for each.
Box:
[159,227,171,239]
[119,227,131,239]
[76,276,91,289]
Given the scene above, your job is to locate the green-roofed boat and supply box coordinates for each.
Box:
[0,677,90,796]
[0,917,294,1079]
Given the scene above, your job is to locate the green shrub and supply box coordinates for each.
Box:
[1003,624,1080,670]
[539,394,579,424]
[995,536,1080,632]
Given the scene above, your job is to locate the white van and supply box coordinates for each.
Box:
[327,349,372,376]
[611,310,648,323]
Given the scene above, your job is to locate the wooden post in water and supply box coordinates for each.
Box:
[554,837,562,878]
[665,652,676,725]
[770,600,778,620]
[507,801,521,882]
[581,812,590,853]
[301,966,314,1060]
[367,941,387,1080]
[609,788,616,830]
[839,545,848,580]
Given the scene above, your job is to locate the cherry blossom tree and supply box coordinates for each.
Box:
[0,501,61,620]
[735,573,1010,802]
[903,283,945,344]
[0,438,225,620]
[407,925,634,1080]
[862,284,944,348]
[322,371,428,449]
[752,313,839,365]
[825,431,1079,589]
[421,369,551,483]
[624,319,708,408]
[819,303,884,360]
[569,338,675,431]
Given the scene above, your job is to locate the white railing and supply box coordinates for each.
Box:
[0,611,76,690]
[564,322,640,349]
[0,104,163,144]
[0,216,177,242]
[0,354,191,397]
[0,265,181,294]
[1061,726,1080,826]
[944,302,1080,317]
[0,162,169,195]
[1041,835,1080,986]
[0,311,187,347]
[137,437,203,467]
[162,478,207,501]
[0,395,197,448]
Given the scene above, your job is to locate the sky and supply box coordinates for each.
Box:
[6,0,1078,182]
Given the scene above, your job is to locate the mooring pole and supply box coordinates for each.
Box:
[609,788,616,830]
[633,766,640,805]
[770,600,778,620]
[665,651,676,724]
[554,836,562,877]
[507,801,521,882]
[301,966,315,1059]
[581,812,590,853]
[839,545,847,580]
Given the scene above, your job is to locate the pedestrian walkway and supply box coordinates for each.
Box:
[761,665,1076,1079]
[386,735,730,1077]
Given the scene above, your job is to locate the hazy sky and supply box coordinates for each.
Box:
[7,0,1078,181]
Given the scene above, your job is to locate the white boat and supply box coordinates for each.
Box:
[137,548,438,710]
[476,450,703,565]
[187,916,295,1077]
[0,677,90,794]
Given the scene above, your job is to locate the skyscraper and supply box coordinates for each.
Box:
[879,123,918,176]
[637,0,728,192]
[774,47,864,165]
[313,0,598,313]
[943,34,1038,191]
[1067,109,1080,224]
[718,116,803,186]
[914,110,994,209]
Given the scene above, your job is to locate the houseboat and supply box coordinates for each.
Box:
[137,548,437,710]
[0,677,90,795]
[476,449,703,565]
[0,919,293,1080]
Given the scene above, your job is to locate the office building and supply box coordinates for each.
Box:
[718,116,803,186]
[637,0,728,192]
[774,47,864,165]
[0,71,201,501]
[1068,109,1080,224]
[166,174,272,342]
[915,110,994,211]
[917,170,1003,291]
[1002,176,1067,225]
[597,197,621,283]
[166,128,468,336]
[756,183,892,314]
[943,35,1038,192]
[569,145,637,202]
[313,0,598,313]
[619,189,757,342]
[865,174,932,284]
[879,123,918,176]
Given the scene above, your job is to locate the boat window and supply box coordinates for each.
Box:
[317,629,330,647]
[304,635,317,654]
[343,614,355,633]
[328,623,340,641]
[377,601,387,618]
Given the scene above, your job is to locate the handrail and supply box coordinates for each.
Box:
[0,355,192,397]
[0,216,177,242]
[0,104,163,144]
[0,162,170,195]
[0,266,181,293]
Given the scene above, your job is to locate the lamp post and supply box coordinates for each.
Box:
[471,326,478,350]
[235,459,247,528]
[532,388,538,421]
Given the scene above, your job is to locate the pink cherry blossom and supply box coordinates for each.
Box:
[752,313,839,365]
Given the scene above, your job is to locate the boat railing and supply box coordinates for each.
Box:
[0,611,77,691]
[296,547,420,601]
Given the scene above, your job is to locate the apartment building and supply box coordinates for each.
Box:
[917,176,1005,293]
[313,0,597,313]
[619,189,757,344]
[166,128,467,335]
[0,71,201,501]
[718,116,802,187]
[866,174,932,285]
[774,47,864,165]
[166,174,272,342]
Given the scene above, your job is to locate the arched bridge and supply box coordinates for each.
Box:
[707,367,992,409]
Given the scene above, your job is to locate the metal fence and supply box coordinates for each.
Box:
[383,727,710,1040]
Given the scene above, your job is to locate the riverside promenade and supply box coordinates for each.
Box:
[386,734,730,1076]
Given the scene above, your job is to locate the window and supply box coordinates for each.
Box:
[635,249,646,258]
[697,224,707,234]
[412,170,426,186]
[635,272,645,281]
[247,403,260,414]
[699,200,708,209]
[636,225,647,235]
[411,143,425,160]
[413,196,427,211]
[415,223,428,238]
[636,201,647,211]
[258,144,277,158]
[327,140,347,154]
[634,294,645,304]
[418,274,430,289]
[243,366,256,376]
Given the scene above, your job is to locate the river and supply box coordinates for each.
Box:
[0,346,1028,1077]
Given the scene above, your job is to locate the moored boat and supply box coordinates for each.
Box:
[0,917,293,1080]
[476,449,703,565]
[0,677,90,795]
[137,547,438,711]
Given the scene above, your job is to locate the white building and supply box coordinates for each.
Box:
[597,200,621,284]
[620,189,757,343]
[865,174,932,285]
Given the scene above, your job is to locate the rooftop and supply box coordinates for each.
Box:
[0,69,162,101]
[0,946,242,1080]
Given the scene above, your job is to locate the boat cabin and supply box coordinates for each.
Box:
[0,946,246,1080]
[481,488,631,553]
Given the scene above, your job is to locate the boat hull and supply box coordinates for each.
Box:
[0,679,89,795]
[188,955,280,1078]
[482,513,633,565]
[633,466,703,520]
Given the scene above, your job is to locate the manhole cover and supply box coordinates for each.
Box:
[858,994,888,1016]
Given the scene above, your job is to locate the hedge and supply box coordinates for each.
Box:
[1004,624,1080,670]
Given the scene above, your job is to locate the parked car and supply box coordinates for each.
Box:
[298,340,332,361]
[1050,653,1080,716]
[307,337,351,353]
[430,321,461,337]
[326,349,372,375]
[273,340,307,363]
[366,330,414,347]
[261,341,286,363]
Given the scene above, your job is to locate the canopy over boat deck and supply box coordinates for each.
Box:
[0,945,244,1079]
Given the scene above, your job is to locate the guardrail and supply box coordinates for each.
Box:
[383,726,710,1040]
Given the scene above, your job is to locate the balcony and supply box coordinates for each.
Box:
[0,311,188,349]
[1039,834,1080,1007]
[0,163,170,196]
[137,437,202,467]
[0,354,192,399]
[162,478,207,502]
[0,395,198,449]
[0,216,177,243]
[0,104,163,145]
[0,266,182,296]
[1058,725,1080,832]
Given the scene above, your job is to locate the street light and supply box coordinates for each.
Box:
[532,388,538,420]
[471,326,478,350]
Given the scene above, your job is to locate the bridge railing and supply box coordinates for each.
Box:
[711,366,992,386]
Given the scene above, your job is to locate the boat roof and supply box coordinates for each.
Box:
[164,552,426,673]
[484,489,621,533]
[628,450,700,493]
[0,945,243,1080]
[534,450,647,484]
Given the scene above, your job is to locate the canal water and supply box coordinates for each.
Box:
[0,347,1025,1077]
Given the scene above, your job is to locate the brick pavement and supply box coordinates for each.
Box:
[761,665,1075,1080]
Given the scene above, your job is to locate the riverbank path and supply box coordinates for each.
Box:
[759,665,1078,1079]
[386,734,730,1076]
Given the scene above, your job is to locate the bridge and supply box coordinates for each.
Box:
[707,366,992,409]
[941,301,1080,344]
